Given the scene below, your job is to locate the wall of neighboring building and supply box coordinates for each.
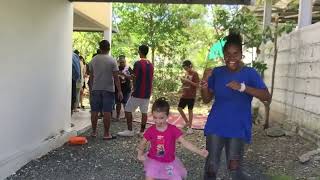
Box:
[259,23,320,145]
[0,0,74,178]
[243,47,257,64]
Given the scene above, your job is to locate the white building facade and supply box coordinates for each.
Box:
[258,0,320,145]
[0,0,112,179]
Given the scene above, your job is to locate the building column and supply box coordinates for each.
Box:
[104,28,112,43]
[263,0,272,29]
[104,3,112,46]
[297,0,313,29]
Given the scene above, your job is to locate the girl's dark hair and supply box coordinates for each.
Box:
[223,32,243,52]
[151,97,170,116]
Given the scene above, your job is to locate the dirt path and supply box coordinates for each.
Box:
[7,120,319,180]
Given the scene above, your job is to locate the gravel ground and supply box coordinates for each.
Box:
[7,119,320,180]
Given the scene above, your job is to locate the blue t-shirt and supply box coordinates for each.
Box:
[204,66,267,143]
[72,53,80,81]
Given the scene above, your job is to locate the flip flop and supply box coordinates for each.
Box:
[103,135,117,140]
[91,133,97,138]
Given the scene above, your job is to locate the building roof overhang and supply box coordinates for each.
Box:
[70,0,253,5]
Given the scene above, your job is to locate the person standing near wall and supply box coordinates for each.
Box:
[79,56,87,109]
[200,33,271,180]
[74,52,83,112]
[89,40,123,139]
[71,50,80,115]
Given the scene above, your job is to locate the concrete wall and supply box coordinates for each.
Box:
[259,23,320,145]
[0,0,74,178]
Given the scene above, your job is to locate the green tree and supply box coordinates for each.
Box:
[112,3,207,64]
[112,3,213,98]
[72,32,103,62]
[211,6,263,48]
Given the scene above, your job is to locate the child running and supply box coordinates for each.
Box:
[137,98,208,180]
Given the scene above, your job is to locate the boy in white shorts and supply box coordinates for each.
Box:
[117,45,154,137]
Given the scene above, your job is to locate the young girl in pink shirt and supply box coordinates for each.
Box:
[137,98,208,180]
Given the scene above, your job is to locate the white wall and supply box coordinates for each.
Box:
[0,0,73,178]
[243,47,257,64]
[259,23,320,144]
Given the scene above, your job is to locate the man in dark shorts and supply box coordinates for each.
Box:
[178,60,199,134]
[89,40,123,140]
[114,55,133,120]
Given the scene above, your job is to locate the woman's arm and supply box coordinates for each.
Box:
[200,83,214,104]
[200,68,214,104]
[244,86,271,102]
[177,136,208,158]
[226,81,271,102]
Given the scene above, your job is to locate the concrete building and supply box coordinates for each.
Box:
[257,0,320,145]
[0,1,111,179]
[2,0,318,179]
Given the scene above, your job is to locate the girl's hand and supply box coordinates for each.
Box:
[137,155,146,162]
[199,149,209,158]
[226,81,241,91]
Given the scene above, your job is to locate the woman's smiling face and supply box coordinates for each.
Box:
[224,44,242,71]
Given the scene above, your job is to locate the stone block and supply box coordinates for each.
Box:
[293,93,307,110]
[306,78,320,96]
[305,95,320,114]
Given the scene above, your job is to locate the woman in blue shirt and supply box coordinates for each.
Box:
[200,33,271,180]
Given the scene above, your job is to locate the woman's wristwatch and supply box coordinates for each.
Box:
[239,82,246,92]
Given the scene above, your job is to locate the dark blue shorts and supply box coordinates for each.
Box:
[90,90,115,112]
[115,92,130,104]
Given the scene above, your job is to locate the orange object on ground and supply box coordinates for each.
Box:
[69,136,88,145]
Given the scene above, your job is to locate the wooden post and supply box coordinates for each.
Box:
[264,15,279,129]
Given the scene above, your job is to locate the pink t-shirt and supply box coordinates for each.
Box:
[144,124,183,163]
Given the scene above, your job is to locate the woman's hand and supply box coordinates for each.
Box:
[226,81,241,91]
[202,68,212,82]
[200,80,208,89]
[200,68,211,89]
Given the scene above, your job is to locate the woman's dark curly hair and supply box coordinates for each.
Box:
[223,32,243,52]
